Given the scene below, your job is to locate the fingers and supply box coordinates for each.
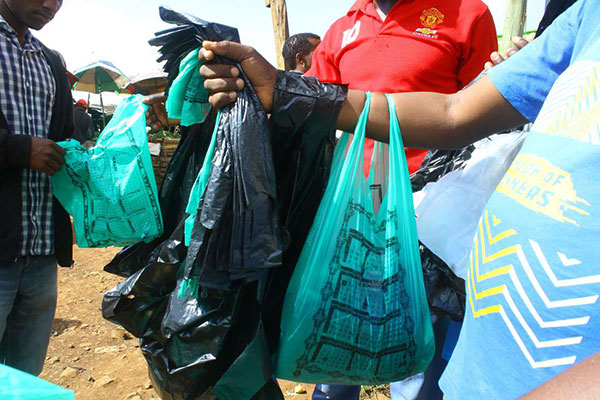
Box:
[151,102,169,128]
[490,51,505,65]
[45,158,62,175]
[199,64,239,79]
[51,142,66,156]
[484,61,494,71]
[512,36,529,49]
[143,95,169,132]
[200,64,243,109]
[506,48,519,58]
[198,48,214,63]
[208,92,238,109]
[202,40,255,62]
[204,77,244,94]
[143,93,167,105]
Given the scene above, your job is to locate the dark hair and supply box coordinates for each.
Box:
[282,33,321,70]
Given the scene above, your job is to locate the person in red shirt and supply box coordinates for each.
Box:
[306,0,497,177]
[306,0,497,399]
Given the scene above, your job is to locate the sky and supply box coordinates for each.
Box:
[35,0,545,105]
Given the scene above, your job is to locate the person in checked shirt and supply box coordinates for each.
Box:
[0,0,74,375]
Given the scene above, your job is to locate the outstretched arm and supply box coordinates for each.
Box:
[519,351,600,399]
[339,75,525,149]
[199,41,527,149]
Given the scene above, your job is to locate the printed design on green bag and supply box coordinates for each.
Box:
[293,201,416,381]
[61,125,162,247]
[53,95,164,248]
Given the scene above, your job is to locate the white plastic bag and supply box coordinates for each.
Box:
[415,130,528,279]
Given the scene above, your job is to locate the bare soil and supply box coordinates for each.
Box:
[40,246,390,400]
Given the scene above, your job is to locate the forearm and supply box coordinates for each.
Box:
[337,75,528,149]
[520,352,600,399]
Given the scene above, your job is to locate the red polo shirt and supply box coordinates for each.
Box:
[306,0,497,175]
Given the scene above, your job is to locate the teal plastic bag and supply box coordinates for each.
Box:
[52,95,163,248]
[166,47,211,127]
[0,363,73,400]
[276,94,434,385]
[184,110,221,247]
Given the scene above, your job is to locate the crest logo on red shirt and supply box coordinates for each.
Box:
[420,8,444,28]
[414,8,444,39]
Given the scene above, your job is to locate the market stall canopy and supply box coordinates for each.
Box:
[73,60,129,93]
[67,70,79,88]
[122,71,168,95]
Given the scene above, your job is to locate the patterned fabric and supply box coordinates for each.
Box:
[0,17,56,256]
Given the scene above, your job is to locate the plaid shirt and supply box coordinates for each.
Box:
[0,17,56,256]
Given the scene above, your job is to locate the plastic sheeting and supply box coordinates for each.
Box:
[52,95,163,247]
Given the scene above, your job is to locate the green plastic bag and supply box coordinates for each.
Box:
[0,364,73,400]
[166,47,211,127]
[276,94,434,385]
[184,110,221,247]
[52,95,163,248]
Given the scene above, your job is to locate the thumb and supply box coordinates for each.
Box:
[202,40,253,62]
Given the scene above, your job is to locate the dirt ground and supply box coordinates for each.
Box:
[40,246,390,400]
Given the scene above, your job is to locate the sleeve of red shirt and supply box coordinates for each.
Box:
[456,7,498,88]
[305,24,343,84]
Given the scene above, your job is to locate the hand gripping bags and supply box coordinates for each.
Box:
[276,94,434,385]
[52,95,163,247]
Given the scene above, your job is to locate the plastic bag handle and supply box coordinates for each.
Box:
[333,92,372,202]
[385,93,420,265]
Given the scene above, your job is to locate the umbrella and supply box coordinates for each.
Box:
[73,60,129,128]
[66,70,79,88]
[122,71,168,95]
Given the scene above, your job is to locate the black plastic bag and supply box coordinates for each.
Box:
[261,71,348,353]
[410,146,474,193]
[183,80,282,290]
[420,244,465,321]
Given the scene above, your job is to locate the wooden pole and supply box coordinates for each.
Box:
[100,93,106,129]
[500,0,527,56]
[266,0,289,70]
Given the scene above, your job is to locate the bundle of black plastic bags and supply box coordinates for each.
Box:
[102,7,471,399]
[103,7,283,399]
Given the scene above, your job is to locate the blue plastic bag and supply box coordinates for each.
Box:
[52,95,163,247]
[0,364,73,400]
[276,94,434,385]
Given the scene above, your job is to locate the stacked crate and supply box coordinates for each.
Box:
[150,138,180,186]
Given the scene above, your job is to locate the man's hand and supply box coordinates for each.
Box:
[143,93,170,132]
[30,137,66,176]
[484,35,532,70]
[199,41,277,111]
